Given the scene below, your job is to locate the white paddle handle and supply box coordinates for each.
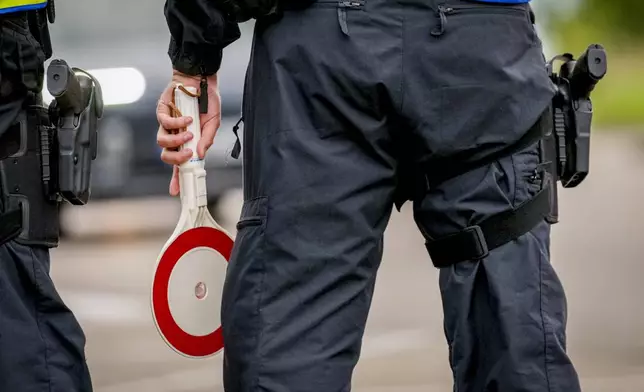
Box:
[174,85,207,210]
[175,85,202,167]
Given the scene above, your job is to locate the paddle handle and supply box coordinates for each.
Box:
[174,85,202,168]
[174,85,207,210]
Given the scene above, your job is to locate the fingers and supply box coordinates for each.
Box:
[160,147,193,166]
[156,86,195,162]
[156,88,193,132]
[197,115,221,159]
[157,125,193,149]
[158,111,193,131]
[169,165,180,196]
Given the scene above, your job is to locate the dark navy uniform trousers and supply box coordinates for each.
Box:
[0,243,92,392]
[222,0,582,391]
[0,14,93,392]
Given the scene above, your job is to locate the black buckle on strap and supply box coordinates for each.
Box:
[426,226,489,268]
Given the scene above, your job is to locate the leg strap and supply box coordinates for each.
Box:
[426,186,551,268]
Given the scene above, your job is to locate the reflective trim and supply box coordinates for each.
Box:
[0,1,47,15]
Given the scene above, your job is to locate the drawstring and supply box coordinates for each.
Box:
[338,6,349,35]
[196,67,242,160]
[231,117,243,159]
[337,1,363,36]
[431,5,450,37]
[199,66,209,114]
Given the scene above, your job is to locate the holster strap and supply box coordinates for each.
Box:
[426,186,551,268]
[0,207,22,245]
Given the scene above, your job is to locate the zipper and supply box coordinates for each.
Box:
[432,3,528,37]
[338,0,364,35]
[311,0,363,7]
[338,0,364,7]
[309,0,364,35]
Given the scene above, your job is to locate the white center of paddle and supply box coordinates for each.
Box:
[167,246,227,337]
[194,282,208,300]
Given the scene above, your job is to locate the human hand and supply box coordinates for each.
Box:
[156,70,221,196]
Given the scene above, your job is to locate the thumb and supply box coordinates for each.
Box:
[169,165,180,196]
[197,116,219,159]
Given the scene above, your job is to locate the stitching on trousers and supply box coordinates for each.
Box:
[398,14,405,114]
[28,246,53,392]
[251,205,269,390]
[528,230,553,391]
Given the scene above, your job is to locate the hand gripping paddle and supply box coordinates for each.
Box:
[151,84,234,358]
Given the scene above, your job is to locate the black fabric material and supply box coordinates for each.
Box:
[423,112,547,189]
[0,13,46,139]
[164,0,242,75]
[0,241,93,392]
[221,0,581,391]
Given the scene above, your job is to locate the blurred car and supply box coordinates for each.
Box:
[44,0,254,224]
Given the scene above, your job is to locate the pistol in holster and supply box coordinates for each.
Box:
[0,60,104,247]
[541,43,607,223]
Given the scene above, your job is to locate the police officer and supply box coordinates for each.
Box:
[0,1,93,391]
[157,0,582,390]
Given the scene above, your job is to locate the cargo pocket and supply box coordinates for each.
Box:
[510,141,544,208]
[432,1,536,40]
[235,196,268,231]
[221,196,269,363]
[426,0,552,156]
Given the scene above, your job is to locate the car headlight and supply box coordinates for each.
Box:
[42,67,146,107]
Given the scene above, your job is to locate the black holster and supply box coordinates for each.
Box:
[0,101,60,247]
[539,104,560,224]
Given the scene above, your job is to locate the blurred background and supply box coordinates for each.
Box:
[44,0,644,391]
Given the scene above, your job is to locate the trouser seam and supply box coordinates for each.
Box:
[398,14,405,114]
[529,230,553,392]
[28,245,53,392]
[252,227,269,390]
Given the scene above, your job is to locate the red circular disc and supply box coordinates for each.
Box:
[152,226,233,357]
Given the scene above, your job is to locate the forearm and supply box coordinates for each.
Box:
[164,0,241,76]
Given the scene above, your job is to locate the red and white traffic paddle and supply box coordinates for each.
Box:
[151,84,234,358]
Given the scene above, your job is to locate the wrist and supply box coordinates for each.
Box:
[172,69,201,81]
[172,70,218,82]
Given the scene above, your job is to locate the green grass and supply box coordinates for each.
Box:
[589,53,644,128]
[549,19,644,130]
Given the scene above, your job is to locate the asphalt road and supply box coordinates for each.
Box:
[50,131,644,392]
